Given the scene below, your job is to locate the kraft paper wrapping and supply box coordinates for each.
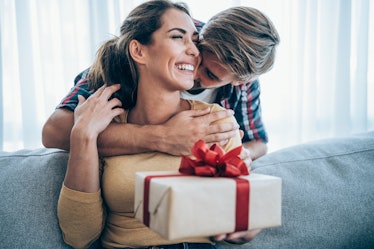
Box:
[134,171,282,240]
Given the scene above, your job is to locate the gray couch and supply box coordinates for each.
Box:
[1,132,373,249]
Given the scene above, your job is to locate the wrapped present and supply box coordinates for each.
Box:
[134,140,282,240]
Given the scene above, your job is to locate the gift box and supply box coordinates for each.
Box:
[134,171,282,240]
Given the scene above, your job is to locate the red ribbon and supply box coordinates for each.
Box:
[233,178,250,231]
[143,174,182,227]
[142,140,250,232]
[179,140,249,177]
[179,140,250,231]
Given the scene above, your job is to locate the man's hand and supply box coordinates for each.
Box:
[157,108,239,155]
[240,147,252,171]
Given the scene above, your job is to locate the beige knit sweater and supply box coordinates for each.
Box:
[58,100,242,249]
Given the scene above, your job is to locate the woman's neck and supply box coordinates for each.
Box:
[127,88,190,125]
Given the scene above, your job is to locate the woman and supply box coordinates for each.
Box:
[58,1,258,248]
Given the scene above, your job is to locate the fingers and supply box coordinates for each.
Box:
[77,95,86,105]
[74,84,124,134]
[94,83,107,95]
[240,147,252,170]
[188,107,211,117]
[92,84,121,100]
[187,108,234,121]
[240,148,251,159]
[226,229,262,243]
[207,120,239,135]
[108,97,123,109]
[204,124,239,146]
[239,130,244,139]
[212,229,262,245]
[76,105,123,137]
[206,109,234,123]
[102,84,121,100]
[112,107,125,117]
[210,234,227,242]
[84,84,123,111]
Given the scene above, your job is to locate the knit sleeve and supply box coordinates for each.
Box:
[57,184,105,249]
[210,103,243,151]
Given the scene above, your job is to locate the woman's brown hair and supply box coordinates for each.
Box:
[88,0,190,109]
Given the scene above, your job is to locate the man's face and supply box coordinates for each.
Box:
[193,51,242,89]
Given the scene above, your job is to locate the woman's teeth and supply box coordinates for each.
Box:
[176,64,194,71]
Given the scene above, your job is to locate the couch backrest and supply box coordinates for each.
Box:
[245,131,374,249]
[0,148,72,249]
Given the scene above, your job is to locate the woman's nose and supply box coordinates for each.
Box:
[187,41,199,57]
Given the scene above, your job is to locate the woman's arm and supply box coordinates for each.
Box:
[57,85,124,248]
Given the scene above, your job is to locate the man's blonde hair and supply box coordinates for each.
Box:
[199,6,280,82]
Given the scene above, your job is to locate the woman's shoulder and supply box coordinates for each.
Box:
[188,100,242,150]
[188,100,224,112]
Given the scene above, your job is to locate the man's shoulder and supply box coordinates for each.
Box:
[74,68,90,85]
[193,19,205,33]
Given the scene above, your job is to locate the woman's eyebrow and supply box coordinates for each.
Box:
[167,28,199,37]
[167,28,186,33]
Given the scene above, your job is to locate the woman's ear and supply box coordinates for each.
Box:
[129,40,146,64]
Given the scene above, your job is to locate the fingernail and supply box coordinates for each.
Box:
[220,139,228,145]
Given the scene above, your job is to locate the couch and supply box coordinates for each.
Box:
[1,132,373,249]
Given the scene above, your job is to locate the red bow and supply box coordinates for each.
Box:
[179,140,249,177]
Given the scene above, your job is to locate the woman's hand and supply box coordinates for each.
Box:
[73,84,124,137]
[65,84,124,193]
[212,229,262,245]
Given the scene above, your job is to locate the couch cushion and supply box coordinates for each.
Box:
[219,131,374,249]
[1,132,373,249]
[0,148,72,249]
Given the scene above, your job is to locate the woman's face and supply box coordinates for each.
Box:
[141,8,200,91]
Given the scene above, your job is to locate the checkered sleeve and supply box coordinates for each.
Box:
[224,80,268,143]
[56,69,93,111]
[193,19,205,33]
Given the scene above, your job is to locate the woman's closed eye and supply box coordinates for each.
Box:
[171,35,183,39]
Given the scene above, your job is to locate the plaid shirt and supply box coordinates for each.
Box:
[57,19,268,143]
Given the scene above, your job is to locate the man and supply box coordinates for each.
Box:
[42,6,279,165]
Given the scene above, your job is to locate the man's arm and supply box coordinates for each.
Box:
[223,80,268,156]
[243,140,267,160]
[42,106,238,156]
[42,108,74,151]
[236,133,267,170]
